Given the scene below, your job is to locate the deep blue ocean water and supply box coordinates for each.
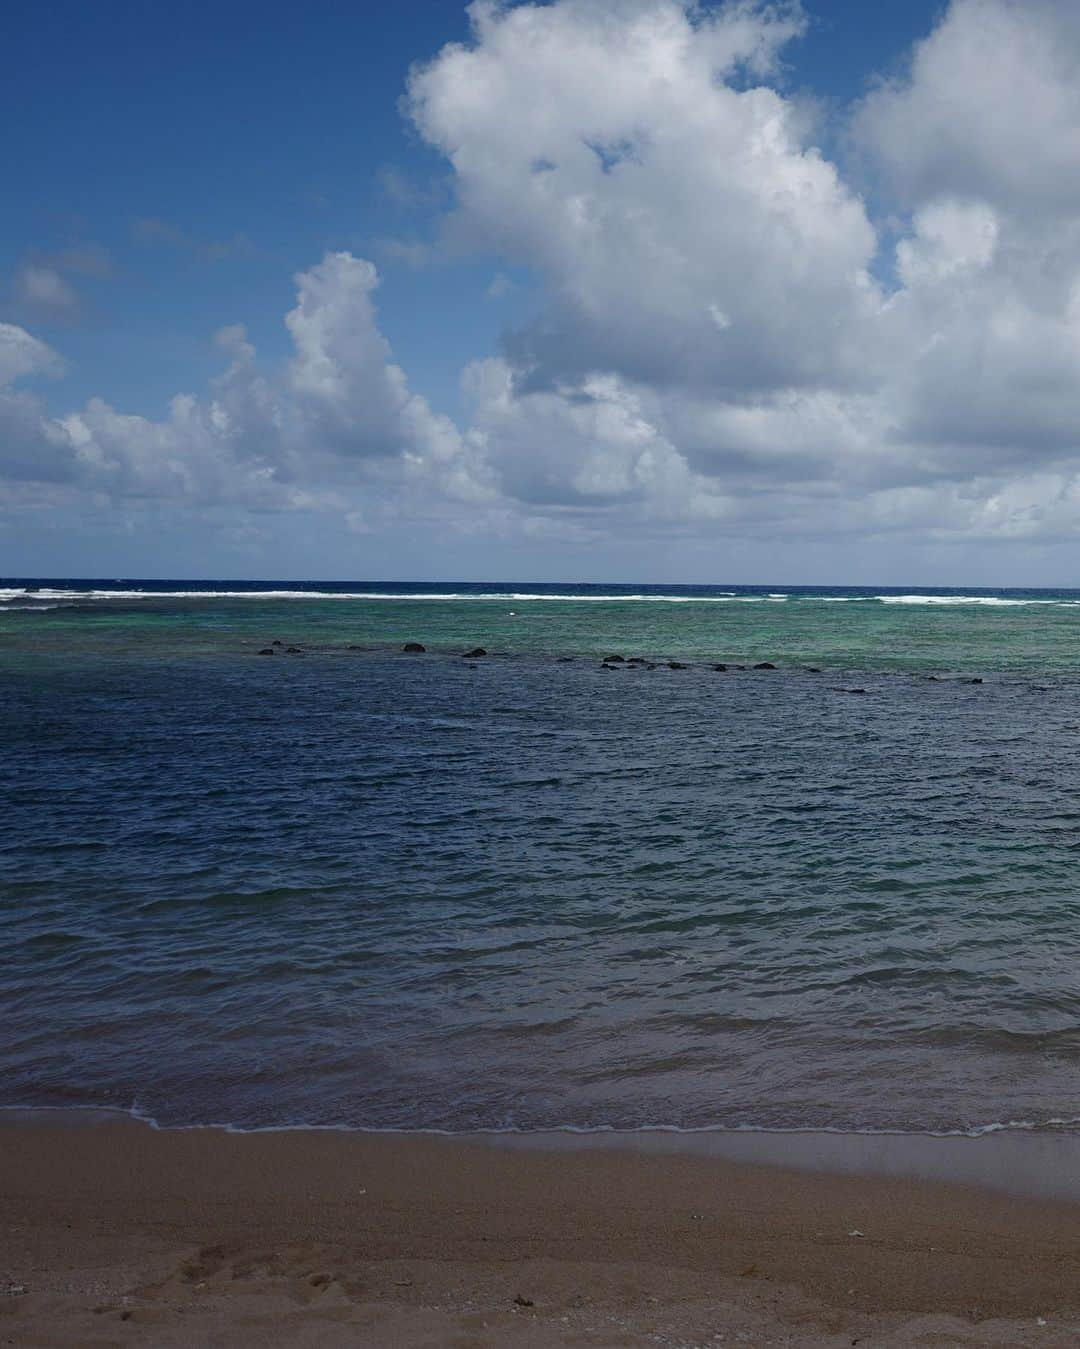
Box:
[5,578,1080,1134]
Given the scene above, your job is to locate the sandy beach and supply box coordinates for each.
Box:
[3,1114,1080,1346]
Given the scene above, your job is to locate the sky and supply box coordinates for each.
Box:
[7,0,1080,585]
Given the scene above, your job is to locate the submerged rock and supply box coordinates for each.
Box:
[402,642,426,653]
[271,640,284,647]
[286,646,303,654]
[463,647,487,658]
[668,661,687,670]
[603,654,625,663]
[712,663,727,672]
[753,661,777,670]
[805,667,822,673]
[969,677,984,684]
[257,648,275,656]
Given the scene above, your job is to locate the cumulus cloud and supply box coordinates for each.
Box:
[0,254,471,518]
[408,0,880,398]
[10,0,1080,558]
[405,0,1080,542]
[853,0,1080,491]
[0,323,63,386]
[855,0,1080,216]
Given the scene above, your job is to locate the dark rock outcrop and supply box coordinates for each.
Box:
[712,663,727,672]
[257,648,275,656]
[402,643,426,653]
[603,655,624,663]
[463,647,487,658]
[753,662,777,670]
[668,661,687,669]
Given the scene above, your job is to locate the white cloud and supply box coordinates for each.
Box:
[11,0,1080,562]
[0,255,466,515]
[403,0,1080,543]
[408,0,879,397]
[0,323,62,386]
[855,0,1080,216]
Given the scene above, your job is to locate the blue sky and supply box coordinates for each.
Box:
[7,0,1080,582]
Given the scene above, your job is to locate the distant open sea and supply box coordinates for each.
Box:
[6,577,1080,1137]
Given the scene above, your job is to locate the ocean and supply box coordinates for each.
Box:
[5,578,1080,1136]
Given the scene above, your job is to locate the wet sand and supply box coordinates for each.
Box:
[3,1112,1080,1346]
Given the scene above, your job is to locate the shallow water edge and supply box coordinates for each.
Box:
[7,1106,1080,1205]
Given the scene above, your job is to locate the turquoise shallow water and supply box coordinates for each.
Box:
[8,578,1080,672]
[5,578,1080,1134]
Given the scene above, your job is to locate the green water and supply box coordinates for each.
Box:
[5,582,1080,673]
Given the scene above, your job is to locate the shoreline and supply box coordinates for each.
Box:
[11,1104,1080,1202]
[4,1112,1080,1345]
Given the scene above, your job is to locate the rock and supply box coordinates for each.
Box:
[712,663,727,672]
[271,640,284,647]
[668,661,687,669]
[463,647,487,658]
[556,656,574,662]
[753,662,777,670]
[257,648,275,656]
[402,643,426,653]
[603,654,625,663]
[847,688,867,694]
[928,675,941,681]
[969,677,983,684]
[286,646,303,654]
[513,1295,535,1308]
[805,667,822,673]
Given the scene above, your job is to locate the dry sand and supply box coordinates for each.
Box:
[3,1112,1080,1346]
